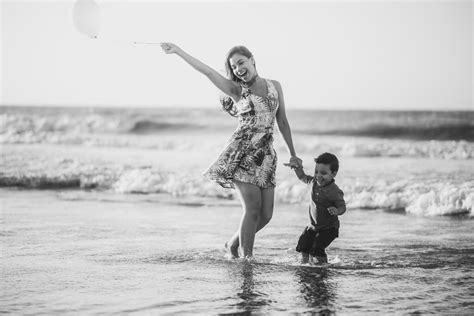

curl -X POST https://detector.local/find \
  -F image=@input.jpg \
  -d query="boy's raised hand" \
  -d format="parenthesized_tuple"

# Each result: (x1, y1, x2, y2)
(283, 162, 300, 169)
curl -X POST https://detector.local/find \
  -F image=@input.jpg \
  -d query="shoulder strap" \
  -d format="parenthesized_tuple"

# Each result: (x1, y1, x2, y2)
(265, 79, 278, 99)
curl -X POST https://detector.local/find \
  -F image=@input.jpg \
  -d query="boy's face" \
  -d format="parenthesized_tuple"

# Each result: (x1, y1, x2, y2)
(314, 163, 337, 186)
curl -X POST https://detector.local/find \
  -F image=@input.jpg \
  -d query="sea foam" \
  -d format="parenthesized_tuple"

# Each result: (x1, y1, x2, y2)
(2, 107, 473, 216)
(1, 162, 472, 217)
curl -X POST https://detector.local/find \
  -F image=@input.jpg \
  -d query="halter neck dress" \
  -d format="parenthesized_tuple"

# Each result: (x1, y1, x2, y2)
(203, 78, 279, 189)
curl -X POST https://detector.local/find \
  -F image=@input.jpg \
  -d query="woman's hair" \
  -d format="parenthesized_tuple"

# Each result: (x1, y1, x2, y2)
(220, 46, 255, 116)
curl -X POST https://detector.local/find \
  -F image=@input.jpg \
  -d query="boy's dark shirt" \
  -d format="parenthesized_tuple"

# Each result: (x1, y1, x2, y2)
(299, 175, 346, 232)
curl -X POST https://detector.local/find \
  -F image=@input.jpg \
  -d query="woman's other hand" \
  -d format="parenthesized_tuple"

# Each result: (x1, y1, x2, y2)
(289, 155, 302, 169)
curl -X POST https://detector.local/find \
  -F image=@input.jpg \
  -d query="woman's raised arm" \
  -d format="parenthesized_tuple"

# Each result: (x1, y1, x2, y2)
(160, 42, 241, 102)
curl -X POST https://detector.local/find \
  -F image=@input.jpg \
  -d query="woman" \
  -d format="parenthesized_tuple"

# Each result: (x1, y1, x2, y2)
(160, 43, 301, 258)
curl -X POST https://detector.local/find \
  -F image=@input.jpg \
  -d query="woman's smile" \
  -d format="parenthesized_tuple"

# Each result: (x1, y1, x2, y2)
(237, 69, 248, 78)
(229, 53, 255, 82)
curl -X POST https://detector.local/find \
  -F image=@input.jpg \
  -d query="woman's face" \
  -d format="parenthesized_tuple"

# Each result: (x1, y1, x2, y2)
(229, 53, 256, 82)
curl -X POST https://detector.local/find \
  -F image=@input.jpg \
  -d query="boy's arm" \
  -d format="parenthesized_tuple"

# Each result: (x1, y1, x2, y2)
(294, 167, 313, 184)
(327, 189, 346, 216)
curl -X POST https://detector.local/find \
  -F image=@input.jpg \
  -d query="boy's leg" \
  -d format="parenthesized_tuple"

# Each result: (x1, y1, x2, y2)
(314, 256, 328, 264)
(311, 227, 338, 263)
(296, 226, 316, 264)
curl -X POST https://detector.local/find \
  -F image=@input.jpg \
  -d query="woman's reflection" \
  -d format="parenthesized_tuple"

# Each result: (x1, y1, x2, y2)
(226, 261, 273, 314)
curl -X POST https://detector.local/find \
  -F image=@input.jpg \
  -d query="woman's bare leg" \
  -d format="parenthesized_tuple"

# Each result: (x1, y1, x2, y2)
(259, 187, 275, 229)
(233, 180, 262, 257)
(228, 185, 274, 256)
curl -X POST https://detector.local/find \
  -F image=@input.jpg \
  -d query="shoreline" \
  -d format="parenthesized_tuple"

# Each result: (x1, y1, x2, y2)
(2, 187, 473, 314)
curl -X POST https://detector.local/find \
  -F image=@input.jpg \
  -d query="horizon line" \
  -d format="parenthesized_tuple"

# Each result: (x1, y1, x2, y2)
(1, 103, 473, 112)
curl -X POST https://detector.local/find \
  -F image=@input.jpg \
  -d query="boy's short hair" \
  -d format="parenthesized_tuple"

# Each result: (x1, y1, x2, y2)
(314, 152, 339, 172)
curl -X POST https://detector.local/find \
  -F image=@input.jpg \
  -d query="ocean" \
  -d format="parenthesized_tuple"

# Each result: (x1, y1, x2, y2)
(1, 106, 473, 314)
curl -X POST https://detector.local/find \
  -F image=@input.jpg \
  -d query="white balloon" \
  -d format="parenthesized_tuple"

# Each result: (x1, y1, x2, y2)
(72, 0, 101, 39)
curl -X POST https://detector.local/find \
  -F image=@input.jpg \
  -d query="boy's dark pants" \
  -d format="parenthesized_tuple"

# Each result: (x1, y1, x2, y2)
(296, 226, 338, 258)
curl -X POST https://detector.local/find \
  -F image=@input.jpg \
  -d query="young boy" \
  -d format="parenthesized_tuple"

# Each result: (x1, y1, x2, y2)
(287, 152, 346, 264)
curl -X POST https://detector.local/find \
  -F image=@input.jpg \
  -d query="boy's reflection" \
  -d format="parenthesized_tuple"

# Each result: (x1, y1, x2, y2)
(294, 267, 336, 311)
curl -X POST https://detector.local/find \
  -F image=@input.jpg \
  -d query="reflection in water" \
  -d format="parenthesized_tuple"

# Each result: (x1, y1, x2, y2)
(224, 261, 337, 314)
(225, 261, 273, 314)
(295, 267, 337, 313)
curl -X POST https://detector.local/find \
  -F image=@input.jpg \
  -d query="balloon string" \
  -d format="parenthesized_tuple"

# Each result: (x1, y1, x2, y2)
(87, 37, 161, 46)
(133, 41, 162, 45)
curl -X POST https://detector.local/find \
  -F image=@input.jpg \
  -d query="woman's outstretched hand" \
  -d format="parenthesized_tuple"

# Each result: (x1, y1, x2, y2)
(160, 42, 181, 54)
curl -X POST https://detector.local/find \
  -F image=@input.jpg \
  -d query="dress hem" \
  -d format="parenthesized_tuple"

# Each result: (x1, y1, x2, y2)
(203, 174, 276, 190)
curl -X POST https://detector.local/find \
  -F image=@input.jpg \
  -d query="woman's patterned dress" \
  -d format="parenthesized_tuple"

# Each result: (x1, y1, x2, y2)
(203, 79, 279, 189)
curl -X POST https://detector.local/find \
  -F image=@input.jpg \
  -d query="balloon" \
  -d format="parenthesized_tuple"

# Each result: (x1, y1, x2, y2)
(72, 0, 101, 39)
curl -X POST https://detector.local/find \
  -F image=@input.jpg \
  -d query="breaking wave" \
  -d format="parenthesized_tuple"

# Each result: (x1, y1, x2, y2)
(1, 165, 472, 217)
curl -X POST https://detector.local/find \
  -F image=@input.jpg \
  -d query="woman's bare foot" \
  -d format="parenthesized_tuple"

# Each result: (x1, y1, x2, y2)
(225, 242, 239, 259)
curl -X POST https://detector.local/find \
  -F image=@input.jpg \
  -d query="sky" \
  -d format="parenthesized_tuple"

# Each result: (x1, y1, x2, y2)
(1, 0, 473, 110)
